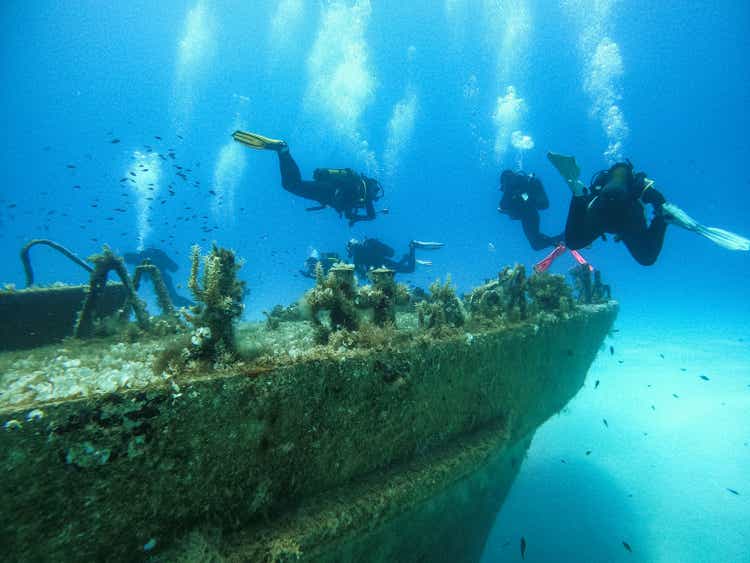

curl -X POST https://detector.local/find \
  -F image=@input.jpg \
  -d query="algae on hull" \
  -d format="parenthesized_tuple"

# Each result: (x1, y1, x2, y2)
(0, 257, 619, 562)
(0, 302, 618, 562)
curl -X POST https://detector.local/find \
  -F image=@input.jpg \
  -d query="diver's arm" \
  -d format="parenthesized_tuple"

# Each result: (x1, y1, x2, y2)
(347, 201, 377, 226)
(638, 177, 666, 207)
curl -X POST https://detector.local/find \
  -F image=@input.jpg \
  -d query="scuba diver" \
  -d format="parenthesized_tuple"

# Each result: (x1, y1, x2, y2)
(232, 130, 385, 226)
(346, 238, 444, 279)
(547, 152, 749, 266)
(123, 248, 193, 308)
(498, 169, 563, 250)
(300, 249, 342, 279)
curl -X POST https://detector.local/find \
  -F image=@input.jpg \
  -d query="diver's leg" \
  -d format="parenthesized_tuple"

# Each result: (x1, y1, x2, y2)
(520, 208, 556, 250)
(399, 245, 417, 273)
(622, 216, 667, 266)
(277, 150, 332, 203)
(162, 272, 192, 307)
(278, 149, 303, 191)
(564, 197, 601, 250)
(383, 253, 414, 273)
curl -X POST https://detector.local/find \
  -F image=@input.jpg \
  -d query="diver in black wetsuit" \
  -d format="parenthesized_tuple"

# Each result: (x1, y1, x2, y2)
(565, 161, 668, 266)
(232, 130, 384, 226)
(123, 248, 193, 307)
(498, 170, 563, 250)
(346, 238, 444, 279)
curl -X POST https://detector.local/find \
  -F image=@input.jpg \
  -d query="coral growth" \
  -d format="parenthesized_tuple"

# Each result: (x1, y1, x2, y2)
(416, 275, 466, 331)
(359, 268, 410, 327)
(132, 259, 175, 316)
(569, 265, 611, 304)
(185, 244, 246, 360)
(527, 272, 574, 315)
(466, 264, 577, 325)
(305, 263, 411, 345)
(263, 303, 303, 331)
(465, 264, 527, 323)
(305, 263, 361, 344)
(74, 246, 149, 338)
(498, 264, 527, 321)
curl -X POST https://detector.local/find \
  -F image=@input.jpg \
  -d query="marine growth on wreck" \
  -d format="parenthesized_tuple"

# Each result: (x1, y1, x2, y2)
(0, 245, 612, 411)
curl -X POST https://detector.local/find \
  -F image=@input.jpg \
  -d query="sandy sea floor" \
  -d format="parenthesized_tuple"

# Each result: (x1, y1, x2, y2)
(481, 313, 750, 562)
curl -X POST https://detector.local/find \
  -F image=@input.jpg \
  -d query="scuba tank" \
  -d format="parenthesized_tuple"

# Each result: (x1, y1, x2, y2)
(313, 168, 362, 184)
(313, 168, 369, 210)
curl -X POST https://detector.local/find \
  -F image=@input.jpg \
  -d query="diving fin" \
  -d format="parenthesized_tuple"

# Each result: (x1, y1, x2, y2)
(232, 130, 286, 151)
(547, 152, 586, 196)
(415, 259, 433, 266)
(662, 202, 750, 251)
(411, 240, 445, 250)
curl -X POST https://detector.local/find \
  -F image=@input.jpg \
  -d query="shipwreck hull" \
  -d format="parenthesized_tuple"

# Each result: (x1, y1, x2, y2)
(0, 303, 617, 562)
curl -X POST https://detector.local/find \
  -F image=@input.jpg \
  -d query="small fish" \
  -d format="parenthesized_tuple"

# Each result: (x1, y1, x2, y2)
(672, 393, 679, 398)
(66, 164, 76, 169)
(609, 345, 614, 355)
(520, 537, 526, 560)
(585, 450, 591, 455)
(659, 353, 665, 359)
(727, 488, 739, 495)
(618, 360, 624, 364)
(594, 380, 600, 389)
(130, 172, 136, 177)
(680, 368, 687, 372)
(622, 541, 632, 553)
(699, 375, 709, 381)
(154, 136, 162, 140)
(651, 405, 655, 411)
(602, 418, 608, 428)
(488, 242, 496, 252)
(111, 139, 120, 144)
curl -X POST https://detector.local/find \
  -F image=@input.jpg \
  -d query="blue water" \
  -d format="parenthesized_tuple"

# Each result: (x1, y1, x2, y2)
(1, 1, 748, 561)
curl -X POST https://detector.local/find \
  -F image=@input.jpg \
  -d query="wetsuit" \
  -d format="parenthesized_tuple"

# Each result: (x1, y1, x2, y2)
(348, 239, 416, 278)
(278, 149, 378, 225)
(564, 167, 667, 266)
(499, 172, 562, 250)
(124, 248, 193, 307)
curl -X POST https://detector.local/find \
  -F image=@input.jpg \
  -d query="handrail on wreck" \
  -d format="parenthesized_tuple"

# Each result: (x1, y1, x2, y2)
(20, 239, 94, 287)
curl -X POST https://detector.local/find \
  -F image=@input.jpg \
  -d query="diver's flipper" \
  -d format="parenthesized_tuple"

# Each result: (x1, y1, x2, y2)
(232, 130, 286, 151)
(547, 152, 586, 196)
(662, 202, 750, 251)
(411, 240, 444, 250)
(415, 259, 433, 266)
